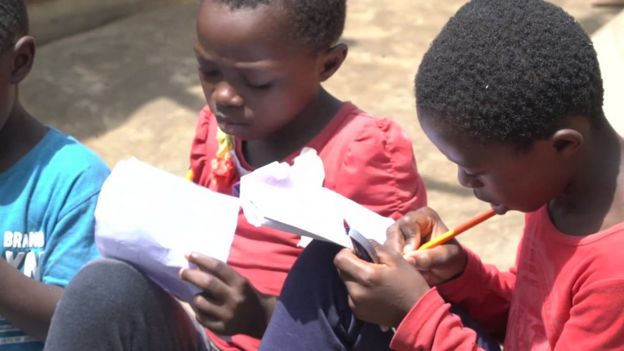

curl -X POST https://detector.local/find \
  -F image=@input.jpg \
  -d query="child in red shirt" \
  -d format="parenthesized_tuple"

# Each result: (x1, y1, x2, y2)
(260, 0, 624, 350)
(42, 0, 426, 350)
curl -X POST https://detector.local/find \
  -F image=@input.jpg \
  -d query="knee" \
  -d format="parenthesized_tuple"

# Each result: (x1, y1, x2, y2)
(62, 258, 154, 313)
(70, 258, 143, 289)
(282, 240, 346, 302)
(299, 240, 344, 270)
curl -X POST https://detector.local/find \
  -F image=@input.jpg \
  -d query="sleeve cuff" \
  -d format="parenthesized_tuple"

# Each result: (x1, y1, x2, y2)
(436, 247, 485, 302)
(391, 287, 448, 349)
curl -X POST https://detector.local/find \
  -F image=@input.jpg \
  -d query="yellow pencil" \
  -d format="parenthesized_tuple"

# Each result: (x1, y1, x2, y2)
(410, 208, 497, 253)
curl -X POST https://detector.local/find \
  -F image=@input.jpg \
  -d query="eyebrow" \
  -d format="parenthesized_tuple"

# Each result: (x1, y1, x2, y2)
(445, 153, 479, 169)
(445, 153, 464, 166)
(193, 43, 282, 71)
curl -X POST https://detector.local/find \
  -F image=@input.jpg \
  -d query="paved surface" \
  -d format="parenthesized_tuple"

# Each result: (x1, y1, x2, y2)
(21, 1, 622, 269)
(594, 11, 624, 135)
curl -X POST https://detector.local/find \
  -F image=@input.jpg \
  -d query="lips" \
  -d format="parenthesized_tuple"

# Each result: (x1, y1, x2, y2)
(215, 112, 247, 126)
(473, 190, 509, 214)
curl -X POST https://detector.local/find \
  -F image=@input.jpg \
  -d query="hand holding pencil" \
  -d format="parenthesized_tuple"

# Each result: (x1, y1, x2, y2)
(404, 208, 496, 255)
(385, 207, 496, 286)
(333, 207, 498, 329)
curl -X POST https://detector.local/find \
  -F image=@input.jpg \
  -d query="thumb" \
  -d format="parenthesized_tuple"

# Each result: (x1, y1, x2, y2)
(408, 251, 433, 270)
(408, 246, 453, 271)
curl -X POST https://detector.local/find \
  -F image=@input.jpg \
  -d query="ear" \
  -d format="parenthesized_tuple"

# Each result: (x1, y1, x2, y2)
(551, 128, 584, 157)
(318, 43, 348, 82)
(10, 36, 35, 84)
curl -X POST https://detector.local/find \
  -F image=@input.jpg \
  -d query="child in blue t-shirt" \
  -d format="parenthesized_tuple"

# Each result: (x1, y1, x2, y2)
(0, 1, 109, 350)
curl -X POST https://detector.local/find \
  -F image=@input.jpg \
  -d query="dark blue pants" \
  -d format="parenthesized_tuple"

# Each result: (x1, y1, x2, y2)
(260, 240, 501, 351)
(43, 259, 216, 351)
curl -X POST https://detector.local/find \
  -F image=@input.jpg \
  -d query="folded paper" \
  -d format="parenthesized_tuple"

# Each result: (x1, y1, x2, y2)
(240, 148, 393, 254)
(94, 158, 240, 302)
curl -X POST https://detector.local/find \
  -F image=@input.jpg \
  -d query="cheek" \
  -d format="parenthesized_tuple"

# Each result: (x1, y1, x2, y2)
(198, 76, 214, 103)
(478, 173, 540, 210)
(280, 70, 320, 108)
(495, 173, 555, 211)
(252, 87, 314, 121)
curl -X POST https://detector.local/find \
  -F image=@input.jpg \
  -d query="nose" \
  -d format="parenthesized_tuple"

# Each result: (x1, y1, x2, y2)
(457, 168, 483, 189)
(213, 81, 243, 107)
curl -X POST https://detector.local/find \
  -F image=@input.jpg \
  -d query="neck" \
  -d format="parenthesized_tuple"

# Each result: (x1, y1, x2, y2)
(0, 101, 47, 172)
(550, 120, 624, 235)
(244, 88, 342, 167)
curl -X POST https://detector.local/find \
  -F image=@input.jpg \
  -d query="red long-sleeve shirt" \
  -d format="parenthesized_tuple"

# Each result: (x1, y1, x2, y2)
(391, 206, 624, 350)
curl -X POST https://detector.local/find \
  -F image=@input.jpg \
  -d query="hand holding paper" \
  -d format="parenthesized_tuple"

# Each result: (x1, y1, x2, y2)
(94, 158, 241, 302)
(385, 207, 473, 286)
(179, 252, 273, 337)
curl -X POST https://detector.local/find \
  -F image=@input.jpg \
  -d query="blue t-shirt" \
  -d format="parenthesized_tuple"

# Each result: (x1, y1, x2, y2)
(0, 128, 109, 350)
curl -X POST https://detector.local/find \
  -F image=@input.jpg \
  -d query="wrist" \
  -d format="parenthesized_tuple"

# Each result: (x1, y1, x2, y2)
(395, 285, 431, 327)
(446, 246, 468, 282)
(249, 293, 277, 338)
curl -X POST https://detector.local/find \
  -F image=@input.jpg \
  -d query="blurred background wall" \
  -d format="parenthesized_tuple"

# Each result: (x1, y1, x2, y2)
(27, 0, 177, 44)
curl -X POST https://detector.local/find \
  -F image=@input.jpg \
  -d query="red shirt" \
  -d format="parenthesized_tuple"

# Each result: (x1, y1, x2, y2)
(190, 103, 427, 350)
(391, 206, 624, 350)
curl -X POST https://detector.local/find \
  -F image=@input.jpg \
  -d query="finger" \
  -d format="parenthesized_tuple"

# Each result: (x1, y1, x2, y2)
(186, 252, 239, 284)
(180, 268, 229, 301)
(407, 244, 457, 271)
(192, 301, 224, 331)
(334, 249, 377, 286)
(419, 207, 449, 237)
(385, 221, 406, 252)
(191, 294, 221, 319)
(346, 294, 357, 315)
(395, 208, 442, 253)
(397, 213, 422, 252)
(372, 241, 405, 267)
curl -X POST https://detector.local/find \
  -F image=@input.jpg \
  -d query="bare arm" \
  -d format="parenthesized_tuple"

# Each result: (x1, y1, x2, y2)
(0, 259, 62, 341)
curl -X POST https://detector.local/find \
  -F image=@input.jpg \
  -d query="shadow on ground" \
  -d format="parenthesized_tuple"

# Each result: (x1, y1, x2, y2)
(23, 3, 204, 141)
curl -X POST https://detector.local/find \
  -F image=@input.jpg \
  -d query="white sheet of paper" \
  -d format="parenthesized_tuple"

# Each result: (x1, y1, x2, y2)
(94, 158, 240, 302)
(240, 149, 393, 249)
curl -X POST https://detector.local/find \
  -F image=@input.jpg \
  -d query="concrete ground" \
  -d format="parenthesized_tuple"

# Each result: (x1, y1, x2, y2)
(28, 0, 173, 45)
(21, 1, 622, 269)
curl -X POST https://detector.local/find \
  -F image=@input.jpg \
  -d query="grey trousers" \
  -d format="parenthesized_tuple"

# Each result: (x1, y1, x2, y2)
(44, 259, 217, 351)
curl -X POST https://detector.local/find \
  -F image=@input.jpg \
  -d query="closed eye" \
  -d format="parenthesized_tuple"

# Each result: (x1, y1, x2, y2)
(460, 167, 485, 177)
(245, 81, 274, 90)
(198, 67, 222, 79)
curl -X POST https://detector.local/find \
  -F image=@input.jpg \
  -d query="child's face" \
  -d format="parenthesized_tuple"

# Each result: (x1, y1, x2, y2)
(419, 110, 572, 214)
(195, 0, 324, 140)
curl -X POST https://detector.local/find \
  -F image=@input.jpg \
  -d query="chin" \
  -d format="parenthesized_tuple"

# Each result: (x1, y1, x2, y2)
(219, 125, 257, 140)
(491, 204, 509, 215)
(511, 202, 547, 214)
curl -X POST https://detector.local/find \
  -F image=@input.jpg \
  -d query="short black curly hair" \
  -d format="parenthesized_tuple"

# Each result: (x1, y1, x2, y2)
(415, 0, 604, 148)
(0, 0, 28, 52)
(215, 0, 346, 50)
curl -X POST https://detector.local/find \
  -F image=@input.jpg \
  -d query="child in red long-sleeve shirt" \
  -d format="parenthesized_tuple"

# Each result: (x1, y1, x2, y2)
(260, 0, 624, 350)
